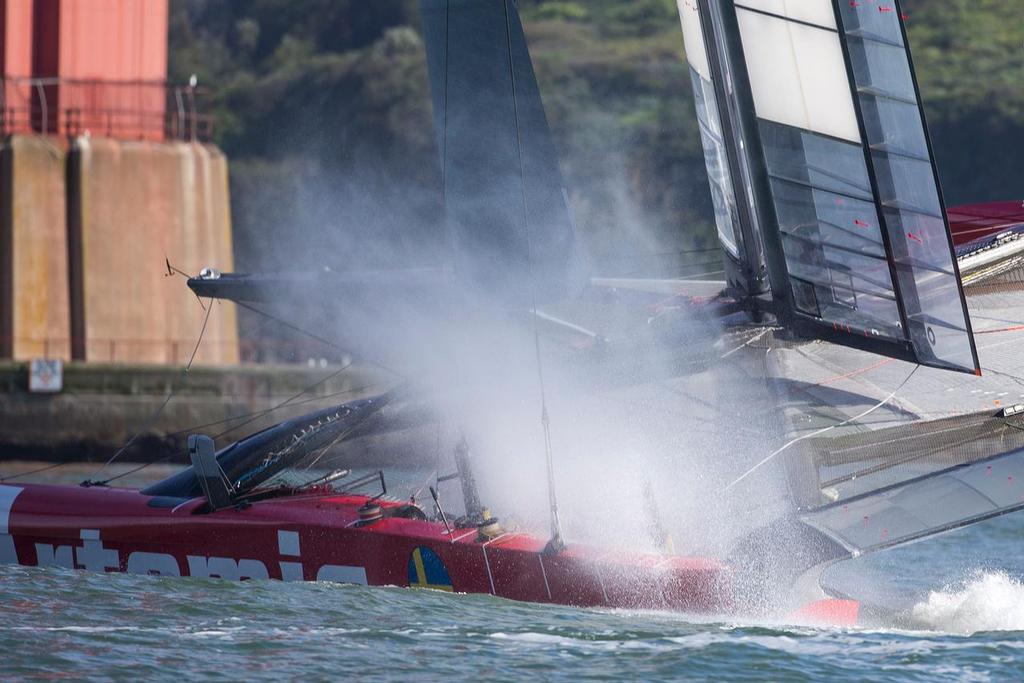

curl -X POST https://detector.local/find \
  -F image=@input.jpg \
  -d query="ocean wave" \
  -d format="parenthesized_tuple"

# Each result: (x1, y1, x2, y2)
(911, 571, 1024, 634)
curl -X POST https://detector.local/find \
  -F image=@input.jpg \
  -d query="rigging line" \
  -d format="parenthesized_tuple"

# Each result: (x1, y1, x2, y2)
(89, 452, 179, 487)
(163, 258, 191, 279)
(90, 332, 354, 488)
(82, 297, 214, 487)
(819, 426, 1000, 490)
(233, 300, 403, 378)
(233, 301, 344, 354)
(722, 364, 921, 493)
(976, 324, 1024, 335)
(968, 312, 1024, 326)
(595, 247, 722, 263)
(279, 403, 399, 490)
(502, 0, 562, 548)
(0, 461, 67, 483)
(94, 373, 388, 487)
(612, 262, 725, 280)
(297, 407, 379, 472)
(1004, 419, 1024, 434)
(647, 328, 780, 437)
(410, 420, 443, 503)
(719, 326, 775, 359)
(816, 357, 895, 387)
(237, 300, 293, 344)
(978, 366, 1024, 391)
(186, 294, 215, 368)
(411, 468, 438, 505)
(161, 379, 386, 442)
(441, 0, 449, 197)
(164, 259, 209, 310)
(207, 361, 357, 443)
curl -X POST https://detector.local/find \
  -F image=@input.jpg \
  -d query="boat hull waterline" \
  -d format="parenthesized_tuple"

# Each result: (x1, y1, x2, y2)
(0, 483, 857, 623)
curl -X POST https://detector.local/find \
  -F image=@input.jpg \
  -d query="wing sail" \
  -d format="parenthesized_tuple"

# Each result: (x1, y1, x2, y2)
(677, 0, 980, 374)
(791, 408, 1024, 554)
(677, 0, 769, 298)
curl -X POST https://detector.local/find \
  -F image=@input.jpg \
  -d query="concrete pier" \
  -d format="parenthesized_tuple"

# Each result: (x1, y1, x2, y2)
(0, 135, 70, 360)
(1, 133, 238, 365)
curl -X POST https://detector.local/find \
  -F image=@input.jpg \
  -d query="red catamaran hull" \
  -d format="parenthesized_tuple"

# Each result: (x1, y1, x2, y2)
(0, 483, 860, 624)
(0, 483, 731, 612)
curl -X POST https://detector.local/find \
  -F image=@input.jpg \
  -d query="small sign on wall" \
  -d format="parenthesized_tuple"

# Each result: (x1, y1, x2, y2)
(28, 359, 63, 393)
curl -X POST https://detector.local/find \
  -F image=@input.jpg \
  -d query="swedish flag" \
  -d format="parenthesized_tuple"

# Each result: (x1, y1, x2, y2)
(408, 546, 454, 592)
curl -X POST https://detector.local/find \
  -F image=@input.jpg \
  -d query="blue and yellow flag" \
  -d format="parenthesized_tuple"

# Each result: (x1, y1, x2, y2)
(408, 546, 453, 592)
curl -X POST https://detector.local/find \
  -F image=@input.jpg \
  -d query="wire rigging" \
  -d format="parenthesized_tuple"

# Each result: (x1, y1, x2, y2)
(81, 297, 214, 487)
(0, 461, 67, 483)
(723, 364, 921, 492)
(63, 285, 399, 487)
(89, 356, 389, 487)
(502, 0, 563, 551)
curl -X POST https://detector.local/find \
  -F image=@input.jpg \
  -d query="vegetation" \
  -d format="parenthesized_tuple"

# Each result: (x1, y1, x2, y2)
(169, 0, 1023, 278)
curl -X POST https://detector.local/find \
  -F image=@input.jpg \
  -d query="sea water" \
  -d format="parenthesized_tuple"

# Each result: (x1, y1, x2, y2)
(2, 470, 1024, 680)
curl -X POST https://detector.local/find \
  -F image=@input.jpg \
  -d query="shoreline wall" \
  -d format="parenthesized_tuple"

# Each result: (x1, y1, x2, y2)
(0, 361, 389, 463)
(0, 133, 238, 365)
(0, 135, 71, 360)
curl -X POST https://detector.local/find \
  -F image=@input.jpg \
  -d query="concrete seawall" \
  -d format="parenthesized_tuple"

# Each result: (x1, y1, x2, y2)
(0, 135, 71, 360)
(70, 137, 237, 364)
(0, 361, 390, 463)
(1, 132, 238, 365)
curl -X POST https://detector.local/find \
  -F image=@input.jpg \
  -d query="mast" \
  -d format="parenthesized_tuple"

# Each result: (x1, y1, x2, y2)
(421, 0, 567, 550)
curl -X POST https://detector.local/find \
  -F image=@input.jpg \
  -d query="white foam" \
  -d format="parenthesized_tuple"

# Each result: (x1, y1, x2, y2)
(911, 571, 1024, 634)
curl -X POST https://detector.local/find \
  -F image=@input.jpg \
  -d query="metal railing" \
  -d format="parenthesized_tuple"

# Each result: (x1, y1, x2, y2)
(2, 336, 343, 366)
(0, 77, 214, 142)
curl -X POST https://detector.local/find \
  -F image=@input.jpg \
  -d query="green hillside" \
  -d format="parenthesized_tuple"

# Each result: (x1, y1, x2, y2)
(169, 0, 1023, 277)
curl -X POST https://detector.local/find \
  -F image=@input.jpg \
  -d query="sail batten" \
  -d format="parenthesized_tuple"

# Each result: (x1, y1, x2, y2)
(734, 0, 839, 31)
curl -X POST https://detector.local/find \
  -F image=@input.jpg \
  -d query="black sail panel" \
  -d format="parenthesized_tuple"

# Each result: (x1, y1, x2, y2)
(420, 0, 579, 306)
(677, 0, 980, 374)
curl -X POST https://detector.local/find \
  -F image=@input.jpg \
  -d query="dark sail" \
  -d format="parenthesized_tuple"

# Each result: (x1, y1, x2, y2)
(190, 1, 580, 346)
(677, 0, 980, 374)
(420, 0, 580, 306)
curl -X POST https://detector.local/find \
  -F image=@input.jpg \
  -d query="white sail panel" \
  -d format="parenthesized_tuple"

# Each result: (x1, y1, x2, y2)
(677, 0, 711, 80)
(735, 8, 860, 143)
(735, 0, 837, 30)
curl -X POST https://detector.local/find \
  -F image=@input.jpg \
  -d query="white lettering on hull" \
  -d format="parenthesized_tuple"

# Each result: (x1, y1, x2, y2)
(279, 531, 367, 585)
(278, 530, 304, 581)
(0, 535, 16, 564)
(278, 530, 300, 556)
(10, 522, 367, 585)
(0, 486, 23, 565)
(187, 556, 269, 580)
(76, 529, 119, 572)
(126, 552, 181, 577)
(316, 565, 368, 584)
(34, 543, 74, 569)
